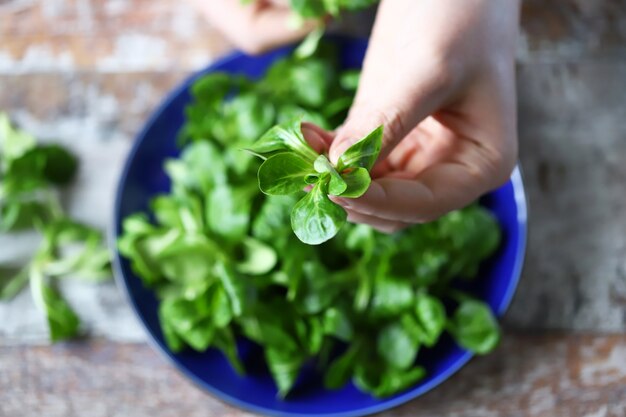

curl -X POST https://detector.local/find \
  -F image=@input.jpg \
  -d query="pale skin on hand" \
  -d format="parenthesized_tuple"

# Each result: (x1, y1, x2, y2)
(185, 0, 317, 54)
(192, 0, 521, 234)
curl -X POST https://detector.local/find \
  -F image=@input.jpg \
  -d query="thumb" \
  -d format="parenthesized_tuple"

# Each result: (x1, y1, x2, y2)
(328, 105, 410, 165)
(328, 72, 452, 165)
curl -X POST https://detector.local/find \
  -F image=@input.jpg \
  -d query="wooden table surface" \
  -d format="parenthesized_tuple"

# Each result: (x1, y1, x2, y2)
(1, 1, 626, 416)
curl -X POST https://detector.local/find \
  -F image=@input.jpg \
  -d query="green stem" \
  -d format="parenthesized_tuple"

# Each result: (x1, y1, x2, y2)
(0, 265, 30, 300)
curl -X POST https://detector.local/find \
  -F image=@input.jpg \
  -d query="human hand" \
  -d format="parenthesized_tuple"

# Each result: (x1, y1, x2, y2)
(186, 0, 317, 54)
(328, 0, 520, 233)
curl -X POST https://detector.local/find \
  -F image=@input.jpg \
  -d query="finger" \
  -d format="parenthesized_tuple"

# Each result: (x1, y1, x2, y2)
(341, 144, 514, 223)
(384, 116, 457, 175)
(345, 209, 409, 234)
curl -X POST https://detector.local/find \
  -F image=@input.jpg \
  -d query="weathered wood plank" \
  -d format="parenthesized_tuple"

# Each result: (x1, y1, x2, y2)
(1, 0, 626, 74)
(0, 0, 231, 72)
(520, 0, 626, 61)
(0, 333, 624, 417)
(507, 60, 626, 331)
(0, 71, 187, 138)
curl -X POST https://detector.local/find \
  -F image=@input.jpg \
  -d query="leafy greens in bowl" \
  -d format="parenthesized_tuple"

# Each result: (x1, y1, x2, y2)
(113, 37, 527, 417)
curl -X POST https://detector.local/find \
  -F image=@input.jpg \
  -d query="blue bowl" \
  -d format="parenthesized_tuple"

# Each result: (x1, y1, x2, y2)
(112, 37, 527, 417)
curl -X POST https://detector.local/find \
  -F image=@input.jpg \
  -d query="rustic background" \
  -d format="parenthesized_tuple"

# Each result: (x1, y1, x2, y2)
(1, 0, 625, 416)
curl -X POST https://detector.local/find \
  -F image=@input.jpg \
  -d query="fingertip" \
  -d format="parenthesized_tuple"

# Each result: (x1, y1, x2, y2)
(328, 135, 358, 165)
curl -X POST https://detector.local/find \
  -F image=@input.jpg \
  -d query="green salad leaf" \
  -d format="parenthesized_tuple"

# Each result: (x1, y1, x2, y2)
(291, 180, 347, 245)
(447, 299, 501, 354)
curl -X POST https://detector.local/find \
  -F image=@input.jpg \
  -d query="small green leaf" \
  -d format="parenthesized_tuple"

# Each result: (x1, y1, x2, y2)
(313, 155, 347, 195)
(323, 96, 353, 119)
(165, 141, 227, 194)
(295, 26, 324, 59)
(370, 278, 414, 318)
(448, 299, 500, 354)
(252, 195, 298, 242)
(414, 293, 446, 347)
(302, 317, 324, 355)
(247, 117, 318, 162)
(157, 235, 214, 285)
(0, 113, 36, 163)
(289, 59, 333, 108)
(337, 125, 383, 171)
(345, 224, 375, 254)
(206, 185, 253, 240)
(0, 265, 30, 300)
(291, 181, 347, 245)
(277, 105, 329, 129)
(236, 237, 277, 275)
(215, 261, 247, 317)
(296, 262, 343, 314)
(354, 362, 426, 398)
(340, 70, 360, 90)
(376, 322, 419, 370)
(265, 347, 305, 398)
(180, 318, 215, 351)
(30, 267, 80, 342)
(151, 195, 186, 229)
(213, 93, 275, 144)
(210, 284, 233, 328)
(39, 144, 78, 185)
(324, 343, 360, 390)
(258, 153, 313, 195)
(321, 0, 341, 16)
(214, 328, 245, 375)
(159, 294, 211, 335)
(289, 0, 325, 18)
(190, 72, 234, 105)
(159, 304, 185, 353)
(339, 167, 371, 198)
(0, 199, 51, 232)
(322, 307, 353, 341)
(240, 308, 299, 351)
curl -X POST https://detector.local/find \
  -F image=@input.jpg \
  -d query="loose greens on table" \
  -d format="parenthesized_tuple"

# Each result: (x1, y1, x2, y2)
(118, 43, 503, 399)
(0, 113, 110, 341)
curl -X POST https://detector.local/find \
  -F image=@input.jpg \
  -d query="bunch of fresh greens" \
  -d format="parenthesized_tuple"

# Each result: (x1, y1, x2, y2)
(0, 114, 111, 341)
(118, 45, 503, 399)
(248, 117, 382, 244)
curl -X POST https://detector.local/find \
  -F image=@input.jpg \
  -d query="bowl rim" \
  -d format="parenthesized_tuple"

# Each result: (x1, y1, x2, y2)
(110, 40, 528, 417)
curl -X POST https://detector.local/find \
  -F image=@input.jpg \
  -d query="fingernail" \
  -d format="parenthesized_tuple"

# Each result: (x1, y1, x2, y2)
(329, 140, 355, 165)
